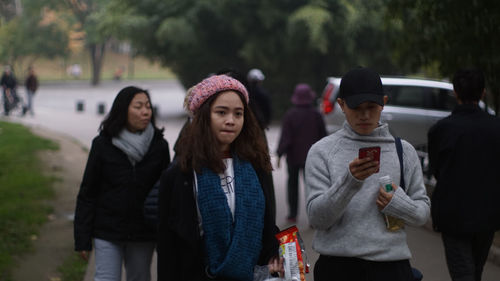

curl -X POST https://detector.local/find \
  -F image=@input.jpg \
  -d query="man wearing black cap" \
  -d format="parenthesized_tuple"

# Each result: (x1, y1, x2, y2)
(305, 67, 430, 281)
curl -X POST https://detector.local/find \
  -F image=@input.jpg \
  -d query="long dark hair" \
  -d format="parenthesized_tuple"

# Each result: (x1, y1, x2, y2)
(177, 90, 272, 174)
(99, 86, 160, 137)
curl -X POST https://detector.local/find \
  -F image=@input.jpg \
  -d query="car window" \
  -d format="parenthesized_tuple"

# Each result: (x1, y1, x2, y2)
(430, 88, 456, 110)
(383, 85, 456, 111)
(384, 86, 425, 108)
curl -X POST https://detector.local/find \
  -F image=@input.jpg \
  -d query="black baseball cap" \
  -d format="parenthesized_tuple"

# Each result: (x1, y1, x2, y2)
(338, 67, 385, 109)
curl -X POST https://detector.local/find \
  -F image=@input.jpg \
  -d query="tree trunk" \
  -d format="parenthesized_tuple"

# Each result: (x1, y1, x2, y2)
(89, 42, 106, 86)
(128, 50, 135, 79)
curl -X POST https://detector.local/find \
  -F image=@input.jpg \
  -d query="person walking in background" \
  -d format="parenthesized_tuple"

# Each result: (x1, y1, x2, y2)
(247, 68, 272, 130)
(428, 69, 500, 281)
(157, 75, 282, 281)
(69, 63, 82, 78)
(277, 83, 326, 223)
(305, 67, 430, 281)
(1, 66, 18, 116)
(24, 66, 38, 116)
(172, 86, 194, 160)
(74, 86, 170, 281)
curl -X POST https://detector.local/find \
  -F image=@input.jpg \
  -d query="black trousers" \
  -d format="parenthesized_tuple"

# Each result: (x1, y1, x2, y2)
(286, 163, 304, 219)
(2, 91, 10, 115)
(441, 231, 494, 281)
(314, 255, 414, 281)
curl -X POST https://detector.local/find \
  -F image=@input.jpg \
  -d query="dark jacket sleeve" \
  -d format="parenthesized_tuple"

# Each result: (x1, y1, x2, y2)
(157, 165, 175, 280)
(74, 137, 102, 251)
(257, 169, 280, 265)
(277, 111, 293, 157)
(157, 162, 206, 281)
(143, 133, 170, 226)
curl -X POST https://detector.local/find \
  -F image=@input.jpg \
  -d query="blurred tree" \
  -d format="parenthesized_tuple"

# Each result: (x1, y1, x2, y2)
(0, 0, 69, 76)
(343, 0, 402, 74)
(387, 0, 500, 113)
(100, 0, 403, 117)
(64, 0, 109, 85)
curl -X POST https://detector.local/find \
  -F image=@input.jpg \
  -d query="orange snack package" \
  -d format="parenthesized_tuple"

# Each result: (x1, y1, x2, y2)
(275, 226, 309, 281)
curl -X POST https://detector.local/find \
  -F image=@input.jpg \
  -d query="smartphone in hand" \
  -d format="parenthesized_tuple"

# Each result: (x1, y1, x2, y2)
(359, 146, 381, 173)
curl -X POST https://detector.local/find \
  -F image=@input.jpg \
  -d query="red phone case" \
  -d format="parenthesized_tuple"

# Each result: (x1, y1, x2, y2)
(359, 146, 381, 172)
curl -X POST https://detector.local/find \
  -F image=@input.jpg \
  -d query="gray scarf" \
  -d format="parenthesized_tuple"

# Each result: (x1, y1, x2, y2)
(112, 123, 154, 165)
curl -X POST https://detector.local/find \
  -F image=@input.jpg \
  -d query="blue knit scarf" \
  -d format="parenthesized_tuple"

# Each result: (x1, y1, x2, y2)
(196, 157, 265, 281)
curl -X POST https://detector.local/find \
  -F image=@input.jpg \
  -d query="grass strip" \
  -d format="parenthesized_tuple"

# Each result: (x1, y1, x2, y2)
(58, 252, 88, 281)
(0, 121, 58, 280)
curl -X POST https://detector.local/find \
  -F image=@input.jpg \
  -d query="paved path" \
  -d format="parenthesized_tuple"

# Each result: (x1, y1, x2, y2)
(3, 80, 500, 281)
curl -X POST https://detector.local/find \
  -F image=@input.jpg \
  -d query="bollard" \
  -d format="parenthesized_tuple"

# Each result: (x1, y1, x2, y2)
(97, 103, 106, 115)
(76, 100, 85, 112)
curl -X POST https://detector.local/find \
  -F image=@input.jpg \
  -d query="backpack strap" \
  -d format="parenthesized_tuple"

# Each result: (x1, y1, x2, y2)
(394, 137, 406, 190)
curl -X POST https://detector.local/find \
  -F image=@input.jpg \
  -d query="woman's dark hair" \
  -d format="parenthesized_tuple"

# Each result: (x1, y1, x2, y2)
(452, 68, 485, 103)
(99, 86, 160, 137)
(177, 90, 272, 174)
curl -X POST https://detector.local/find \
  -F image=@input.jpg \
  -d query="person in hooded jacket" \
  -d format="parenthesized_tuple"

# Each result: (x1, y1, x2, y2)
(74, 86, 170, 281)
(276, 83, 326, 222)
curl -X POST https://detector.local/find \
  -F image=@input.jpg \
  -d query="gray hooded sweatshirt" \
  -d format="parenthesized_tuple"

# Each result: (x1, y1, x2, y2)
(305, 121, 430, 261)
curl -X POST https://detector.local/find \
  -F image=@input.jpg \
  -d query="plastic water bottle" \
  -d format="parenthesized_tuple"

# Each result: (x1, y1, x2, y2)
(379, 175, 393, 193)
(379, 175, 404, 231)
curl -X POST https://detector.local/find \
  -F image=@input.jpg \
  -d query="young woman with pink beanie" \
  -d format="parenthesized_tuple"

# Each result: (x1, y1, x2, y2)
(157, 75, 283, 281)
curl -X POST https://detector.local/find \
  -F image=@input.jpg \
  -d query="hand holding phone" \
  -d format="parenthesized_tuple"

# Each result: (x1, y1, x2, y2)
(350, 146, 382, 180)
(359, 146, 381, 173)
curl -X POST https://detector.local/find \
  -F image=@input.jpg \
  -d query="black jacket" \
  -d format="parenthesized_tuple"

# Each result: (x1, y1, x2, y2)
(428, 104, 500, 234)
(74, 129, 170, 251)
(1, 73, 16, 89)
(277, 105, 327, 166)
(248, 83, 272, 130)
(157, 161, 279, 281)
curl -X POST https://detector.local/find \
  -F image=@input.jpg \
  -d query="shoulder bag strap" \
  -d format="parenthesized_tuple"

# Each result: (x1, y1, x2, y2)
(395, 137, 406, 190)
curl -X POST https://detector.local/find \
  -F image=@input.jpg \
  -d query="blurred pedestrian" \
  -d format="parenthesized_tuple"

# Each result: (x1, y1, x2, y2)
(428, 68, 500, 281)
(1, 66, 18, 116)
(157, 74, 282, 281)
(305, 67, 430, 281)
(277, 83, 326, 222)
(172, 86, 194, 160)
(247, 68, 272, 130)
(69, 63, 82, 79)
(113, 66, 125, 81)
(74, 86, 171, 281)
(24, 66, 38, 116)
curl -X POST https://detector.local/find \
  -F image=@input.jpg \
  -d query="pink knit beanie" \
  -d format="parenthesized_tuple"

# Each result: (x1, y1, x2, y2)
(188, 75, 249, 114)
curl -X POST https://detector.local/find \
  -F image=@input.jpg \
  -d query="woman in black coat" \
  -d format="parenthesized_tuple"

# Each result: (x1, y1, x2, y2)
(158, 75, 282, 281)
(74, 86, 170, 281)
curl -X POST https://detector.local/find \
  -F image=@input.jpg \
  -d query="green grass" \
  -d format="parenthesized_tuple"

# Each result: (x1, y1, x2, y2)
(58, 252, 88, 281)
(0, 121, 59, 281)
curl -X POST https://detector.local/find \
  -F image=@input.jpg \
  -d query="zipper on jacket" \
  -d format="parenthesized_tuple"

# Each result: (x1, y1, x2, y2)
(132, 164, 137, 181)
